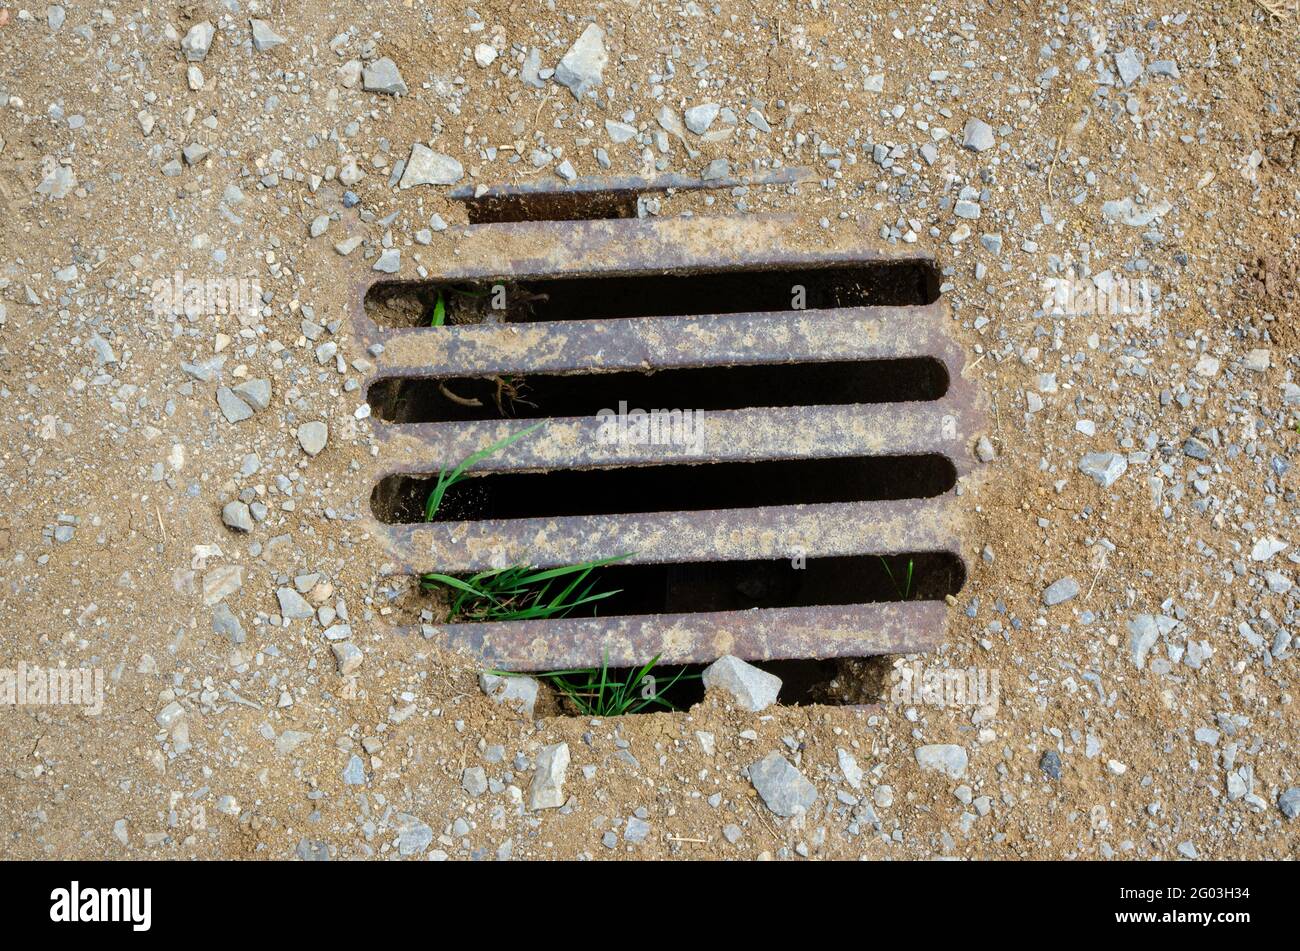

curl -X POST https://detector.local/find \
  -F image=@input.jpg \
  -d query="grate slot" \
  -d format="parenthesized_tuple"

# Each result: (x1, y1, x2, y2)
(373, 455, 957, 524)
(447, 169, 813, 224)
(367, 357, 947, 424)
(365, 262, 939, 327)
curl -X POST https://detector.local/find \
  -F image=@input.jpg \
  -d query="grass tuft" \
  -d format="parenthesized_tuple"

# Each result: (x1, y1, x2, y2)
(500, 652, 698, 716)
(423, 553, 633, 622)
(423, 421, 544, 521)
(880, 557, 915, 600)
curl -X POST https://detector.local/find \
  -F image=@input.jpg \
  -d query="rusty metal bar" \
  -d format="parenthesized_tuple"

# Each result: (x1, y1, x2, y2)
(376, 497, 962, 573)
(369, 400, 974, 483)
(447, 167, 813, 203)
(355, 216, 936, 322)
(416, 601, 947, 670)
(368, 304, 956, 379)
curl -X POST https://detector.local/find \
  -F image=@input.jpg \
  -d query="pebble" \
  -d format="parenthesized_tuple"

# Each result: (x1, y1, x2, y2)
(915, 744, 968, 779)
(749, 752, 818, 816)
(297, 421, 328, 456)
(527, 742, 570, 810)
(1042, 577, 1080, 606)
(701, 655, 782, 712)
(1039, 750, 1062, 779)
(961, 118, 995, 152)
(332, 642, 363, 675)
(342, 754, 366, 785)
(399, 144, 464, 188)
(554, 24, 607, 99)
(249, 18, 286, 52)
(221, 500, 254, 533)
(1079, 452, 1127, 488)
(461, 767, 488, 797)
(362, 57, 408, 96)
(479, 672, 539, 719)
(1279, 788, 1300, 820)
(684, 102, 720, 134)
(181, 21, 215, 62)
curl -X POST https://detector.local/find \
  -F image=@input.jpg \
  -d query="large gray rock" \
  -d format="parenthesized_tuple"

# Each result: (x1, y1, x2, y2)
(221, 500, 254, 533)
(479, 672, 539, 718)
(1042, 577, 1080, 606)
(277, 586, 313, 620)
(363, 57, 408, 96)
(297, 421, 328, 456)
(394, 813, 433, 855)
(961, 118, 995, 152)
(1079, 452, 1127, 488)
(1128, 614, 1177, 667)
(701, 655, 781, 712)
(181, 21, 215, 62)
(399, 144, 463, 188)
(749, 752, 818, 816)
(915, 743, 968, 778)
(249, 18, 285, 52)
(554, 24, 607, 99)
(527, 742, 570, 810)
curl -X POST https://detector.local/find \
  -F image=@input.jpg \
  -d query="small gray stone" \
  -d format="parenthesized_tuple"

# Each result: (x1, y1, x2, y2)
(221, 500, 254, 533)
(212, 603, 245, 643)
(624, 816, 651, 843)
(216, 387, 253, 424)
(249, 18, 286, 52)
(342, 754, 365, 785)
(332, 641, 363, 675)
(1079, 452, 1127, 488)
(399, 144, 464, 188)
(975, 435, 996, 462)
(605, 119, 637, 143)
(961, 118, 995, 152)
(1114, 47, 1144, 86)
(181, 21, 215, 62)
(297, 421, 328, 456)
(749, 752, 818, 816)
(701, 655, 781, 712)
(1042, 577, 1080, 606)
(461, 766, 488, 797)
(1039, 750, 1062, 779)
(915, 744, 968, 779)
(479, 672, 539, 718)
(372, 249, 401, 273)
(684, 102, 720, 134)
(277, 586, 314, 619)
(394, 813, 433, 855)
(232, 378, 271, 411)
(528, 742, 570, 810)
(1128, 614, 1177, 667)
(554, 24, 607, 99)
(1279, 788, 1300, 820)
(363, 57, 408, 96)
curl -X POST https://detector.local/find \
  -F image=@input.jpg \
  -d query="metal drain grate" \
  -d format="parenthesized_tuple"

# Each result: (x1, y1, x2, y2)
(354, 179, 983, 671)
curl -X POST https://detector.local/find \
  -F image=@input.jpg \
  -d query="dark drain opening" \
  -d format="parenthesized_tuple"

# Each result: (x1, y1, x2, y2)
(430, 552, 963, 618)
(461, 189, 639, 224)
(374, 455, 956, 524)
(533, 656, 891, 716)
(368, 358, 949, 423)
(364, 262, 940, 327)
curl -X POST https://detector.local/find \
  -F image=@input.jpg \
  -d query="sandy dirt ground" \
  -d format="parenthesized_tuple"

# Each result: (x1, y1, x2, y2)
(0, 0, 1297, 860)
